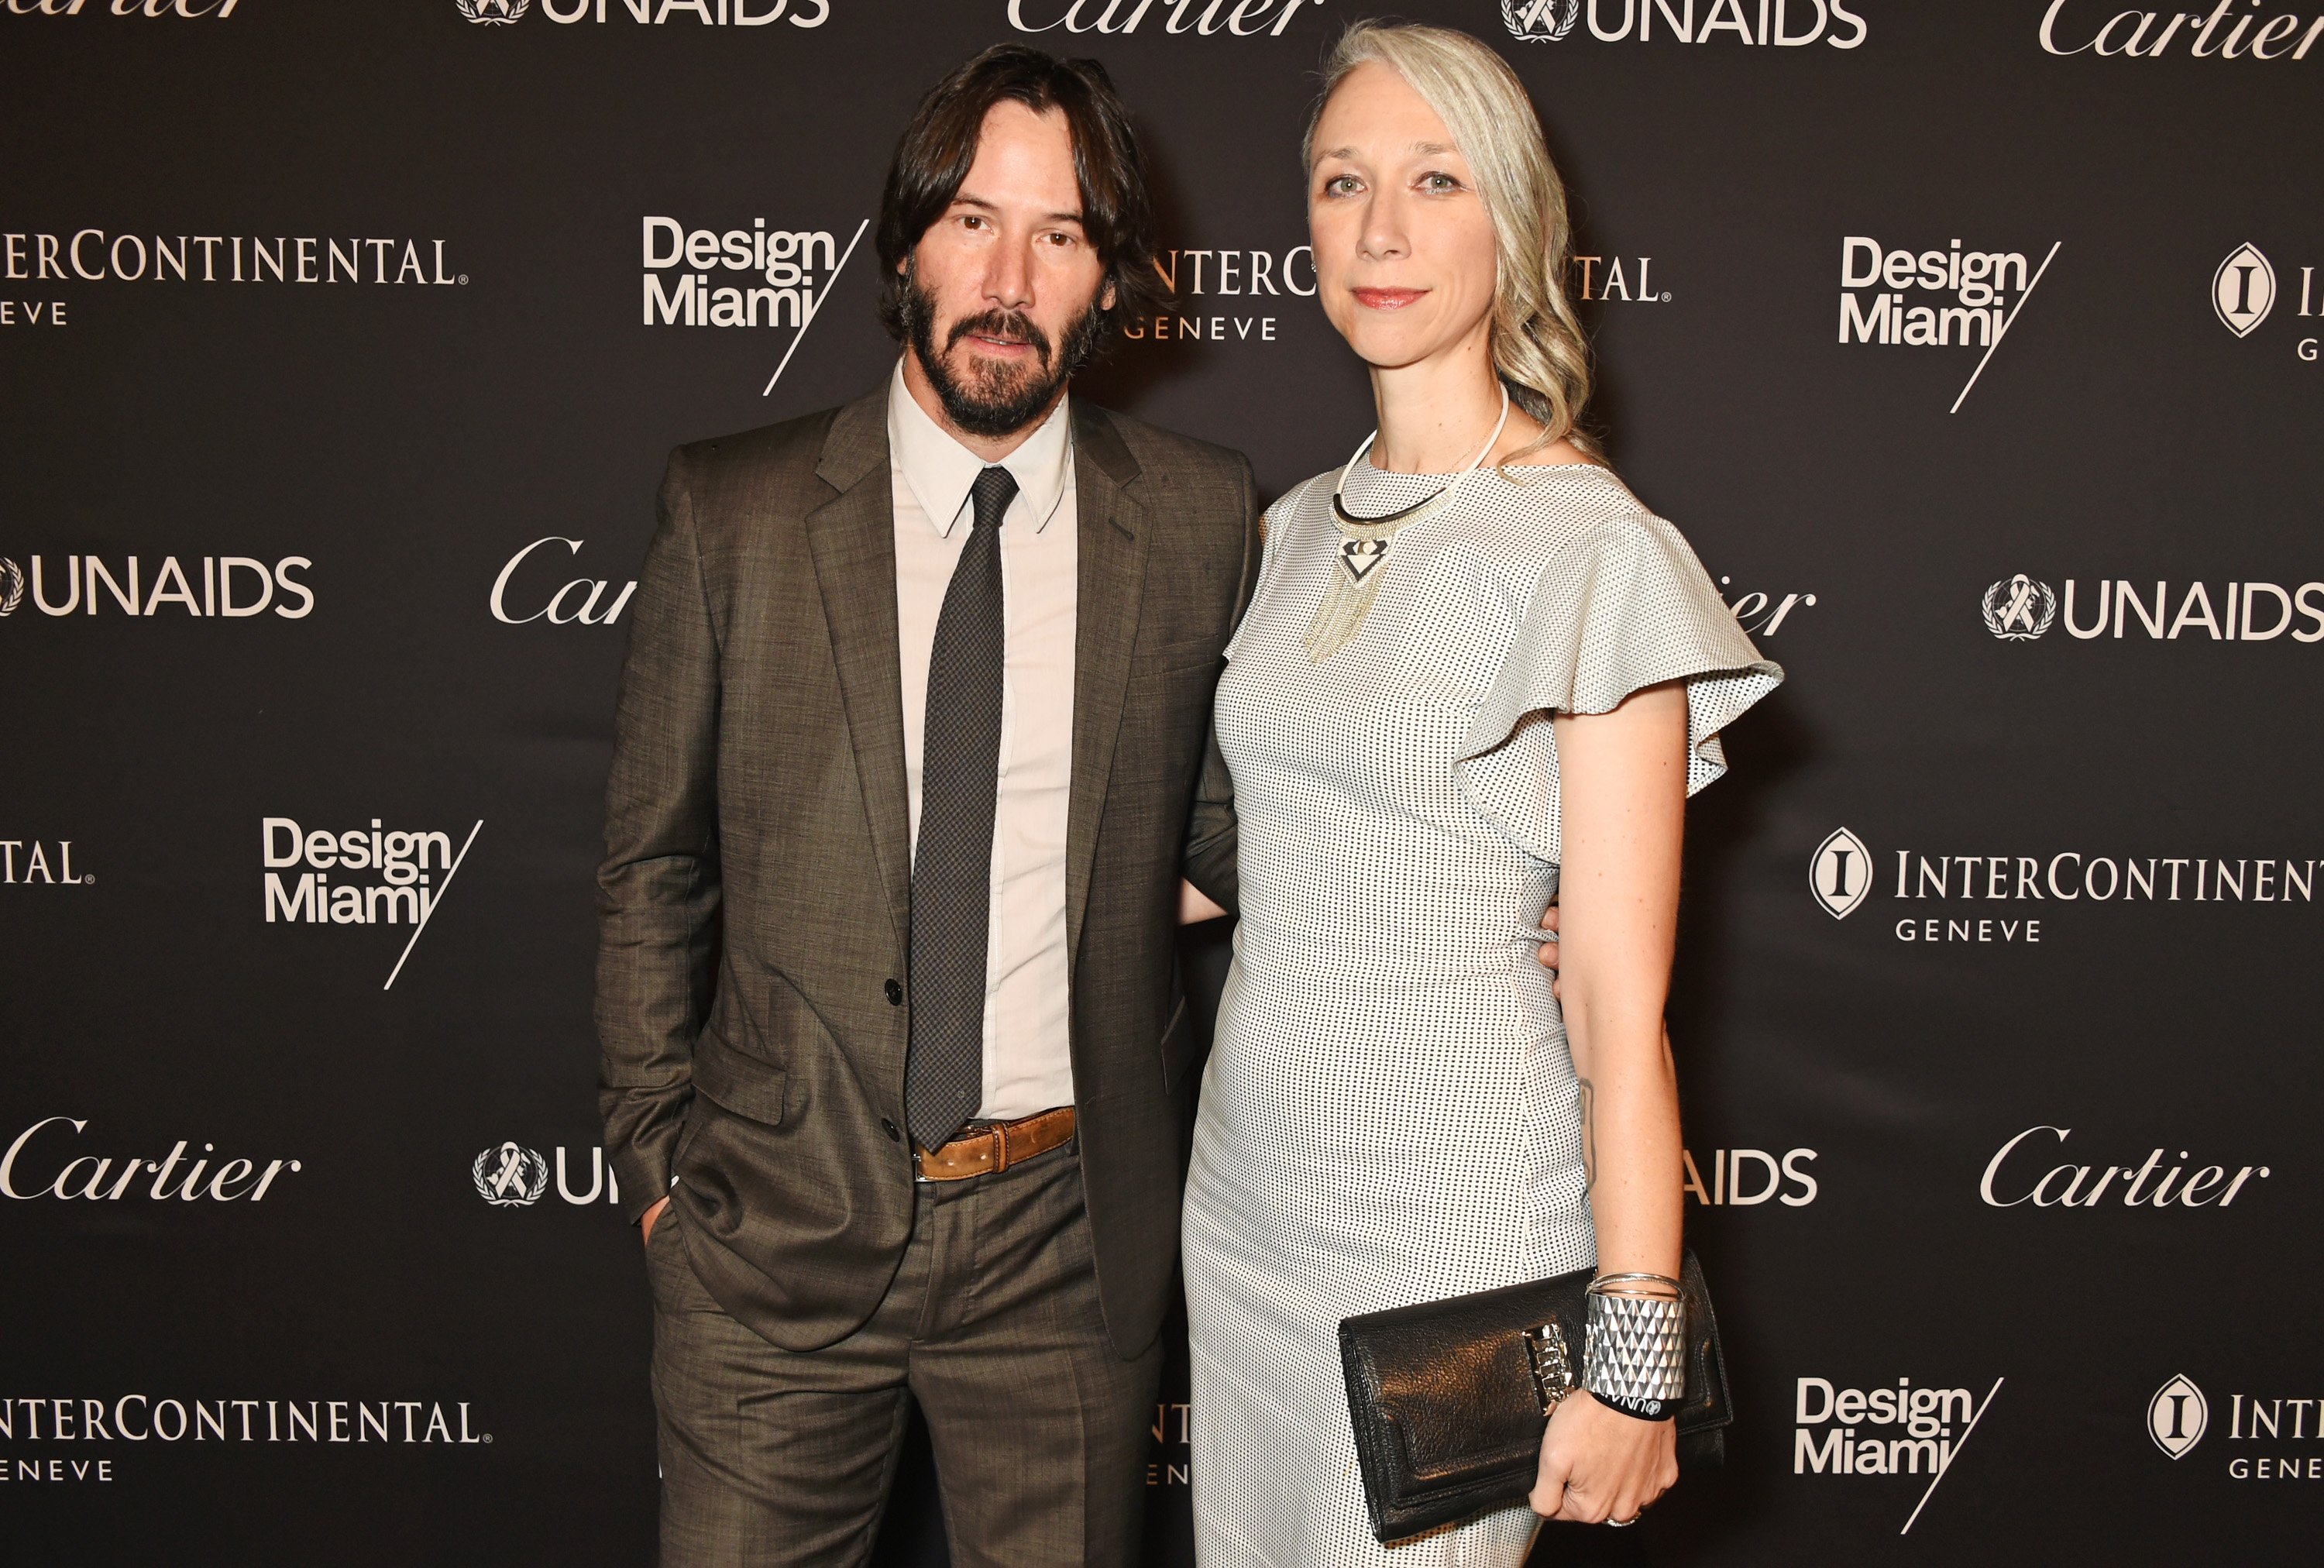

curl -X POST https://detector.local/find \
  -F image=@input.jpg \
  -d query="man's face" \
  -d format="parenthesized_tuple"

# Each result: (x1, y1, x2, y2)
(900, 100, 1115, 440)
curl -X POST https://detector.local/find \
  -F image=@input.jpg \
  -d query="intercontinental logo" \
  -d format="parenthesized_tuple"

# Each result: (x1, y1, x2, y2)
(2214, 242, 2274, 336)
(1, 837, 88, 886)
(2142, 1370, 2324, 1480)
(1122, 244, 1314, 346)
(2206, 239, 2322, 360)
(1977, 573, 2324, 643)
(1504, 0, 1867, 46)
(2150, 1374, 2207, 1459)
(1810, 826, 2322, 943)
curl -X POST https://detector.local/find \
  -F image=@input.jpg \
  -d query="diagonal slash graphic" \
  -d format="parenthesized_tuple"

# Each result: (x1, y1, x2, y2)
(762, 216, 871, 397)
(1951, 244, 2061, 414)
(383, 820, 482, 992)
(1900, 1376, 2004, 1535)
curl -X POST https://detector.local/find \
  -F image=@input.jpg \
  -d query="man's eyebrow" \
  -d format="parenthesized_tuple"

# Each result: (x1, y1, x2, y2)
(948, 192, 1088, 227)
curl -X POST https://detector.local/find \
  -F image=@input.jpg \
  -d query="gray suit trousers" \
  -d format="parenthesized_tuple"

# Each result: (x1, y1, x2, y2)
(647, 1142, 1160, 1566)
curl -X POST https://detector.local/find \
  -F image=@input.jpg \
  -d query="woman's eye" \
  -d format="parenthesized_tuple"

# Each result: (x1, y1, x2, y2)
(1322, 174, 1360, 197)
(1422, 172, 1462, 194)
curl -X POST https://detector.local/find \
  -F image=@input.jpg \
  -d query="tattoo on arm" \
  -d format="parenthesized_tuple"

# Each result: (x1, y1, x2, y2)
(1576, 1076, 1597, 1196)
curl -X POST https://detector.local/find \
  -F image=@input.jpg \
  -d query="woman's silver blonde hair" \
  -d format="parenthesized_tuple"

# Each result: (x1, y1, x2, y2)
(1305, 21, 1601, 462)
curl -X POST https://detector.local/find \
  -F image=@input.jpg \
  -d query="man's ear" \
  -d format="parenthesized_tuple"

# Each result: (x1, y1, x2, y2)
(1099, 278, 1117, 312)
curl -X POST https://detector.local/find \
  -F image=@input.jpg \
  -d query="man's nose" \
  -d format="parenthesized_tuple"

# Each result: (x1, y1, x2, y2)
(984, 237, 1035, 311)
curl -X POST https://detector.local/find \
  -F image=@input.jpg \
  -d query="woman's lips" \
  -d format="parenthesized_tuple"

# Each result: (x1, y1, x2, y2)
(1352, 287, 1426, 310)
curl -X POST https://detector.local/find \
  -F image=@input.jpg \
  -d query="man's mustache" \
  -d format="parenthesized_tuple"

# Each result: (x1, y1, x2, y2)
(946, 309, 1052, 363)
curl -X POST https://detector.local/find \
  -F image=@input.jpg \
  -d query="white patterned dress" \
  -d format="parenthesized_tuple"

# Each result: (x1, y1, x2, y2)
(1183, 457, 1781, 1567)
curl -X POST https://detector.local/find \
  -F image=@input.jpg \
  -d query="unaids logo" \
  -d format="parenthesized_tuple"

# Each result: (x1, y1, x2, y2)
(456, 0, 528, 21)
(2148, 1374, 2207, 1460)
(0, 559, 21, 617)
(1982, 574, 2055, 641)
(2212, 242, 2275, 339)
(472, 1143, 549, 1208)
(1503, 0, 1580, 41)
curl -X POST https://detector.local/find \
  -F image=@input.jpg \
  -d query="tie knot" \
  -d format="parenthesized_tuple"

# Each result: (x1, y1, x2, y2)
(970, 466, 1019, 532)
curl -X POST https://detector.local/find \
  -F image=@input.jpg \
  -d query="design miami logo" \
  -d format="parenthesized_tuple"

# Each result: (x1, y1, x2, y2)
(2212, 242, 2275, 338)
(2149, 1374, 2207, 1459)
(1810, 827, 1872, 920)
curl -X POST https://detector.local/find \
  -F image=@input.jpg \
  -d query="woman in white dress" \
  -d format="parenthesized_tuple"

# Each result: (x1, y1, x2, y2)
(1182, 23, 1782, 1566)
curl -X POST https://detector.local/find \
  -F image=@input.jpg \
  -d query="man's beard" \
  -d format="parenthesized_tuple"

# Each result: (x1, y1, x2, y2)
(902, 274, 1106, 439)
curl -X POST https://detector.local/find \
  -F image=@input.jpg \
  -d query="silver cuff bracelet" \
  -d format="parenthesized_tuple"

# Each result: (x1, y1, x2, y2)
(1581, 1288, 1688, 1405)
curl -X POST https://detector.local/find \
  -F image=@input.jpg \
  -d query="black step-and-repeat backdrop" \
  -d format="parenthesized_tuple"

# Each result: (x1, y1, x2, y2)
(5, 2, 2319, 1563)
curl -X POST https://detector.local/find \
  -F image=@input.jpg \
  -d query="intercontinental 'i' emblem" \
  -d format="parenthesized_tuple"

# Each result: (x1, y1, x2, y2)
(1502, 0, 1580, 42)
(1810, 827, 1871, 920)
(1982, 574, 2055, 641)
(456, 0, 528, 23)
(473, 1142, 549, 1207)
(0, 559, 22, 617)
(2212, 242, 2274, 339)
(2147, 1374, 2207, 1460)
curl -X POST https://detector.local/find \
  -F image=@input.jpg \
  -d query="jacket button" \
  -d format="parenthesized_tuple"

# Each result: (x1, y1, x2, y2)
(881, 1119, 902, 1143)
(885, 978, 903, 1005)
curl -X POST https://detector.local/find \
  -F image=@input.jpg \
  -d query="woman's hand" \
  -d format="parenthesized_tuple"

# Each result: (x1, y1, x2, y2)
(1528, 1391, 1678, 1525)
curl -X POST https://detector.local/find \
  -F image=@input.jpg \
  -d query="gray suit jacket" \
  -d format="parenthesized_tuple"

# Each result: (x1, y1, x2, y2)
(596, 383, 1257, 1359)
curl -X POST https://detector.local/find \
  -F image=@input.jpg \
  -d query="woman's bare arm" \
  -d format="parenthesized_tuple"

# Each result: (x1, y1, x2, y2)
(1530, 679, 1689, 1526)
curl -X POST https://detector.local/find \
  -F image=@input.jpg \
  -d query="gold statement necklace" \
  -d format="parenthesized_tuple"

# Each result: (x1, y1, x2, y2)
(1303, 386, 1511, 662)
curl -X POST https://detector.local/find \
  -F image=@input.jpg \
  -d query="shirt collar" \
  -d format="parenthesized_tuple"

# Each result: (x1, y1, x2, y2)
(887, 358, 1072, 538)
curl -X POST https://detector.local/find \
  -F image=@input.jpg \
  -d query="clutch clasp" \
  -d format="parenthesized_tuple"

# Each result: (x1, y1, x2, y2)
(1523, 1322, 1574, 1415)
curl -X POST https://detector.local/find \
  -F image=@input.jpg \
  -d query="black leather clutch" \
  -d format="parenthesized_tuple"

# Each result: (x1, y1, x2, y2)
(1337, 1249, 1732, 1544)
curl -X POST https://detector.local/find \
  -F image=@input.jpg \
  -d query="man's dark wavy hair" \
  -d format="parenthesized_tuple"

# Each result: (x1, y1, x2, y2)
(876, 44, 1165, 348)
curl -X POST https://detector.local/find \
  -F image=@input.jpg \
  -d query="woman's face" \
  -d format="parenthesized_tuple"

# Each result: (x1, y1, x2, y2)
(1308, 62, 1500, 377)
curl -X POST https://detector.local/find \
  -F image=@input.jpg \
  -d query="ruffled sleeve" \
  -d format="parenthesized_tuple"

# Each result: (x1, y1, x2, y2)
(1454, 510, 1783, 865)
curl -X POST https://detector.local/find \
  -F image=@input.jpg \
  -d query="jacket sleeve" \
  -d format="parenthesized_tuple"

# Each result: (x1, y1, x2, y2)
(596, 447, 723, 1223)
(1179, 453, 1257, 915)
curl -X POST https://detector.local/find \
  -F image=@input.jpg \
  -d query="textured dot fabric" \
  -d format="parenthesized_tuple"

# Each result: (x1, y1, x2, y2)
(1183, 456, 1782, 1566)
(904, 465, 1017, 1154)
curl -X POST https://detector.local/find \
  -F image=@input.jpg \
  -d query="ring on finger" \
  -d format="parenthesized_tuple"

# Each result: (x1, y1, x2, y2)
(1606, 1513, 1642, 1528)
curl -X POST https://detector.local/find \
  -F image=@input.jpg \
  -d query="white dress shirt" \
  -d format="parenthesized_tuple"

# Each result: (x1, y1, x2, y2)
(889, 360, 1078, 1122)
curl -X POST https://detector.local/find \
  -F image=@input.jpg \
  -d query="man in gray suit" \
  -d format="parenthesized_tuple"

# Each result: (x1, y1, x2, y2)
(596, 45, 1250, 1567)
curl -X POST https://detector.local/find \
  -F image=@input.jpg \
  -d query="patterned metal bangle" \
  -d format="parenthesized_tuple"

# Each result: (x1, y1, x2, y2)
(1582, 1288, 1687, 1413)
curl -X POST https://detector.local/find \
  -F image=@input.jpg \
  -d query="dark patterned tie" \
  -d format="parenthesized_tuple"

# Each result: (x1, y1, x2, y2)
(905, 464, 1016, 1152)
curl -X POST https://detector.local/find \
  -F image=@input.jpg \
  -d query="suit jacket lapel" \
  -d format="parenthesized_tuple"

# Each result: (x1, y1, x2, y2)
(806, 388, 912, 952)
(1066, 403, 1149, 961)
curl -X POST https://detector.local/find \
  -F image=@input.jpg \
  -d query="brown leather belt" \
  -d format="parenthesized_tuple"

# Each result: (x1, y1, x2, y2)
(915, 1106, 1076, 1182)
